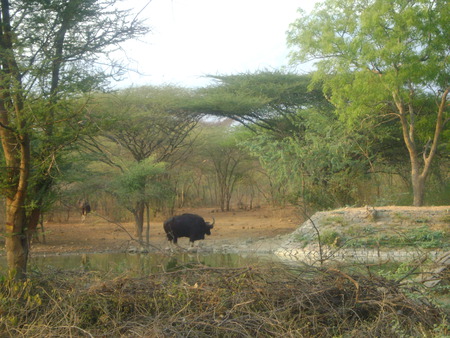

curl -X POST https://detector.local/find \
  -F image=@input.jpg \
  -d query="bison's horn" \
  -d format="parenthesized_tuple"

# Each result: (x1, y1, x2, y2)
(210, 216, 215, 228)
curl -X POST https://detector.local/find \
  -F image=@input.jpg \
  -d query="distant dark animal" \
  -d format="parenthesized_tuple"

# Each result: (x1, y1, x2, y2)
(163, 213, 215, 248)
(78, 199, 91, 221)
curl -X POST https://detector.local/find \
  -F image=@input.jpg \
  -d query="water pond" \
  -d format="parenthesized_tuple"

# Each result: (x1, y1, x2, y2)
(0, 251, 283, 276)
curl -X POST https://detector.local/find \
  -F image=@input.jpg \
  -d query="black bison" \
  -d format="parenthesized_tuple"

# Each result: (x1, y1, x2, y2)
(78, 199, 91, 221)
(163, 213, 215, 248)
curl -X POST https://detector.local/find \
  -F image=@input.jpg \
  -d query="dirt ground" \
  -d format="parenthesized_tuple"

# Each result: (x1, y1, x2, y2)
(1, 205, 447, 257)
(26, 206, 302, 255)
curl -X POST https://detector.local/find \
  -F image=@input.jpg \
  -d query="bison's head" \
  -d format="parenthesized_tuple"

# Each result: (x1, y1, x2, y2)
(205, 217, 215, 235)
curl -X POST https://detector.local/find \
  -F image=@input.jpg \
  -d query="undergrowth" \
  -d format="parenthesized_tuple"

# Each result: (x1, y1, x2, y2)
(0, 264, 448, 337)
(345, 226, 449, 249)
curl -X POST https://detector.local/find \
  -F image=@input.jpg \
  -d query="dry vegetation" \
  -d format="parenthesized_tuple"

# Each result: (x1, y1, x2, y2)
(0, 264, 448, 337)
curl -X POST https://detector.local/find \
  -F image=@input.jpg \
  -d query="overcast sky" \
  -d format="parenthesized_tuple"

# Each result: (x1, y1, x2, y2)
(114, 0, 318, 88)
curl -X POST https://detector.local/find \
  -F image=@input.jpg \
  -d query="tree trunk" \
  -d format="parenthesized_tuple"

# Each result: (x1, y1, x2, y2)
(394, 88, 448, 207)
(28, 208, 42, 239)
(133, 201, 145, 243)
(1, 131, 31, 279)
(0, 0, 31, 279)
(4, 142, 31, 280)
(410, 153, 427, 207)
(40, 212, 46, 244)
(404, 135, 427, 207)
(226, 191, 231, 211)
(5, 198, 29, 279)
(145, 202, 150, 245)
(412, 174, 425, 207)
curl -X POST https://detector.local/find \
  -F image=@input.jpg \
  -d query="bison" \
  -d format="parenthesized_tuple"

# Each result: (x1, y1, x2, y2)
(163, 213, 215, 249)
(78, 199, 91, 221)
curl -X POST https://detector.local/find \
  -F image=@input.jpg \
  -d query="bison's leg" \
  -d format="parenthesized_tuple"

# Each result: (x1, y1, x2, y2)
(167, 240, 175, 251)
(167, 237, 184, 252)
(167, 240, 178, 251)
(188, 239, 201, 251)
(166, 233, 174, 242)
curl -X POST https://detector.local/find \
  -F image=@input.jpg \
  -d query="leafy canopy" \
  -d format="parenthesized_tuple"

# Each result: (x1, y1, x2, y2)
(194, 71, 330, 132)
(287, 0, 449, 121)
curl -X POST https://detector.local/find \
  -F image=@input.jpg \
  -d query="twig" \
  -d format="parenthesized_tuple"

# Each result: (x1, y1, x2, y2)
(56, 326, 94, 338)
(396, 256, 428, 284)
(327, 268, 360, 303)
(93, 212, 166, 254)
(299, 209, 325, 265)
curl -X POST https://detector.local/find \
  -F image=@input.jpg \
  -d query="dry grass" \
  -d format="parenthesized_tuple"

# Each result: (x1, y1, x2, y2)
(0, 264, 448, 337)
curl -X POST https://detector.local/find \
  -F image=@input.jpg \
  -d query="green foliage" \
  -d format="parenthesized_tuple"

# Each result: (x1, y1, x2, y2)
(376, 262, 417, 281)
(89, 87, 200, 164)
(0, 0, 149, 277)
(244, 108, 370, 208)
(322, 216, 348, 227)
(78, 86, 203, 218)
(196, 71, 330, 132)
(13, 0, 149, 95)
(320, 230, 341, 246)
(111, 157, 168, 210)
(425, 180, 450, 206)
(347, 226, 448, 249)
(292, 232, 314, 247)
(405, 226, 446, 248)
(114, 158, 165, 195)
(287, 0, 449, 206)
(288, 0, 448, 118)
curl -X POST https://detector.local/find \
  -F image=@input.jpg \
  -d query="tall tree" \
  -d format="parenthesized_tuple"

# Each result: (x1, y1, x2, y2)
(287, 0, 449, 206)
(83, 86, 200, 240)
(199, 124, 256, 211)
(0, 0, 148, 278)
(195, 71, 330, 133)
(244, 107, 372, 208)
(111, 157, 166, 245)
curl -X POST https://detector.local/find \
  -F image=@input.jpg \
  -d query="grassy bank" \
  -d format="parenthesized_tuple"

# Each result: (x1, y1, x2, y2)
(0, 263, 448, 337)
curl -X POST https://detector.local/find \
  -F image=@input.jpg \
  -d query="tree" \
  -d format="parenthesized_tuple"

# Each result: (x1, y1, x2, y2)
(287, 0, 449, 206)
(194, 71, 330, 133)
(111, 157, 166, 245)
(0, 0, 148, 279)
(244, 108, 371, 209)
(199, 124, 256, 211)
(83, 86, 200, 240)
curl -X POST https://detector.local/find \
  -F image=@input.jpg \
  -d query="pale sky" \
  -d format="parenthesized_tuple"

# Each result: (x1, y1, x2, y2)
(114, 0, 318, 88)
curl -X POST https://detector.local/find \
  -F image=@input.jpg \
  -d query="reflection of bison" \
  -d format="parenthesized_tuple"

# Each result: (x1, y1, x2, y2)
(163, 214, 215, 248)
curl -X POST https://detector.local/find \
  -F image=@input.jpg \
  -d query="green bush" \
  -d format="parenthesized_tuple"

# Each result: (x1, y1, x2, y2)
(346, 226, 448, 249)
(320, 230, 341, 246)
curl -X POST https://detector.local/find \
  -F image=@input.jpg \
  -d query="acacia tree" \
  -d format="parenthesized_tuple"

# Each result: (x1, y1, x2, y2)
(111, 157, 166, 245)
(287, 0, 449, 206)
(195, 71, 329, 133)
(0, 0, 147, 278)
(83, 86, 200, 240)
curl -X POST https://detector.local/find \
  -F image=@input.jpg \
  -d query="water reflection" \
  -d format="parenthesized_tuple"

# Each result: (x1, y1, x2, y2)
(0, 252, 280, 276)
